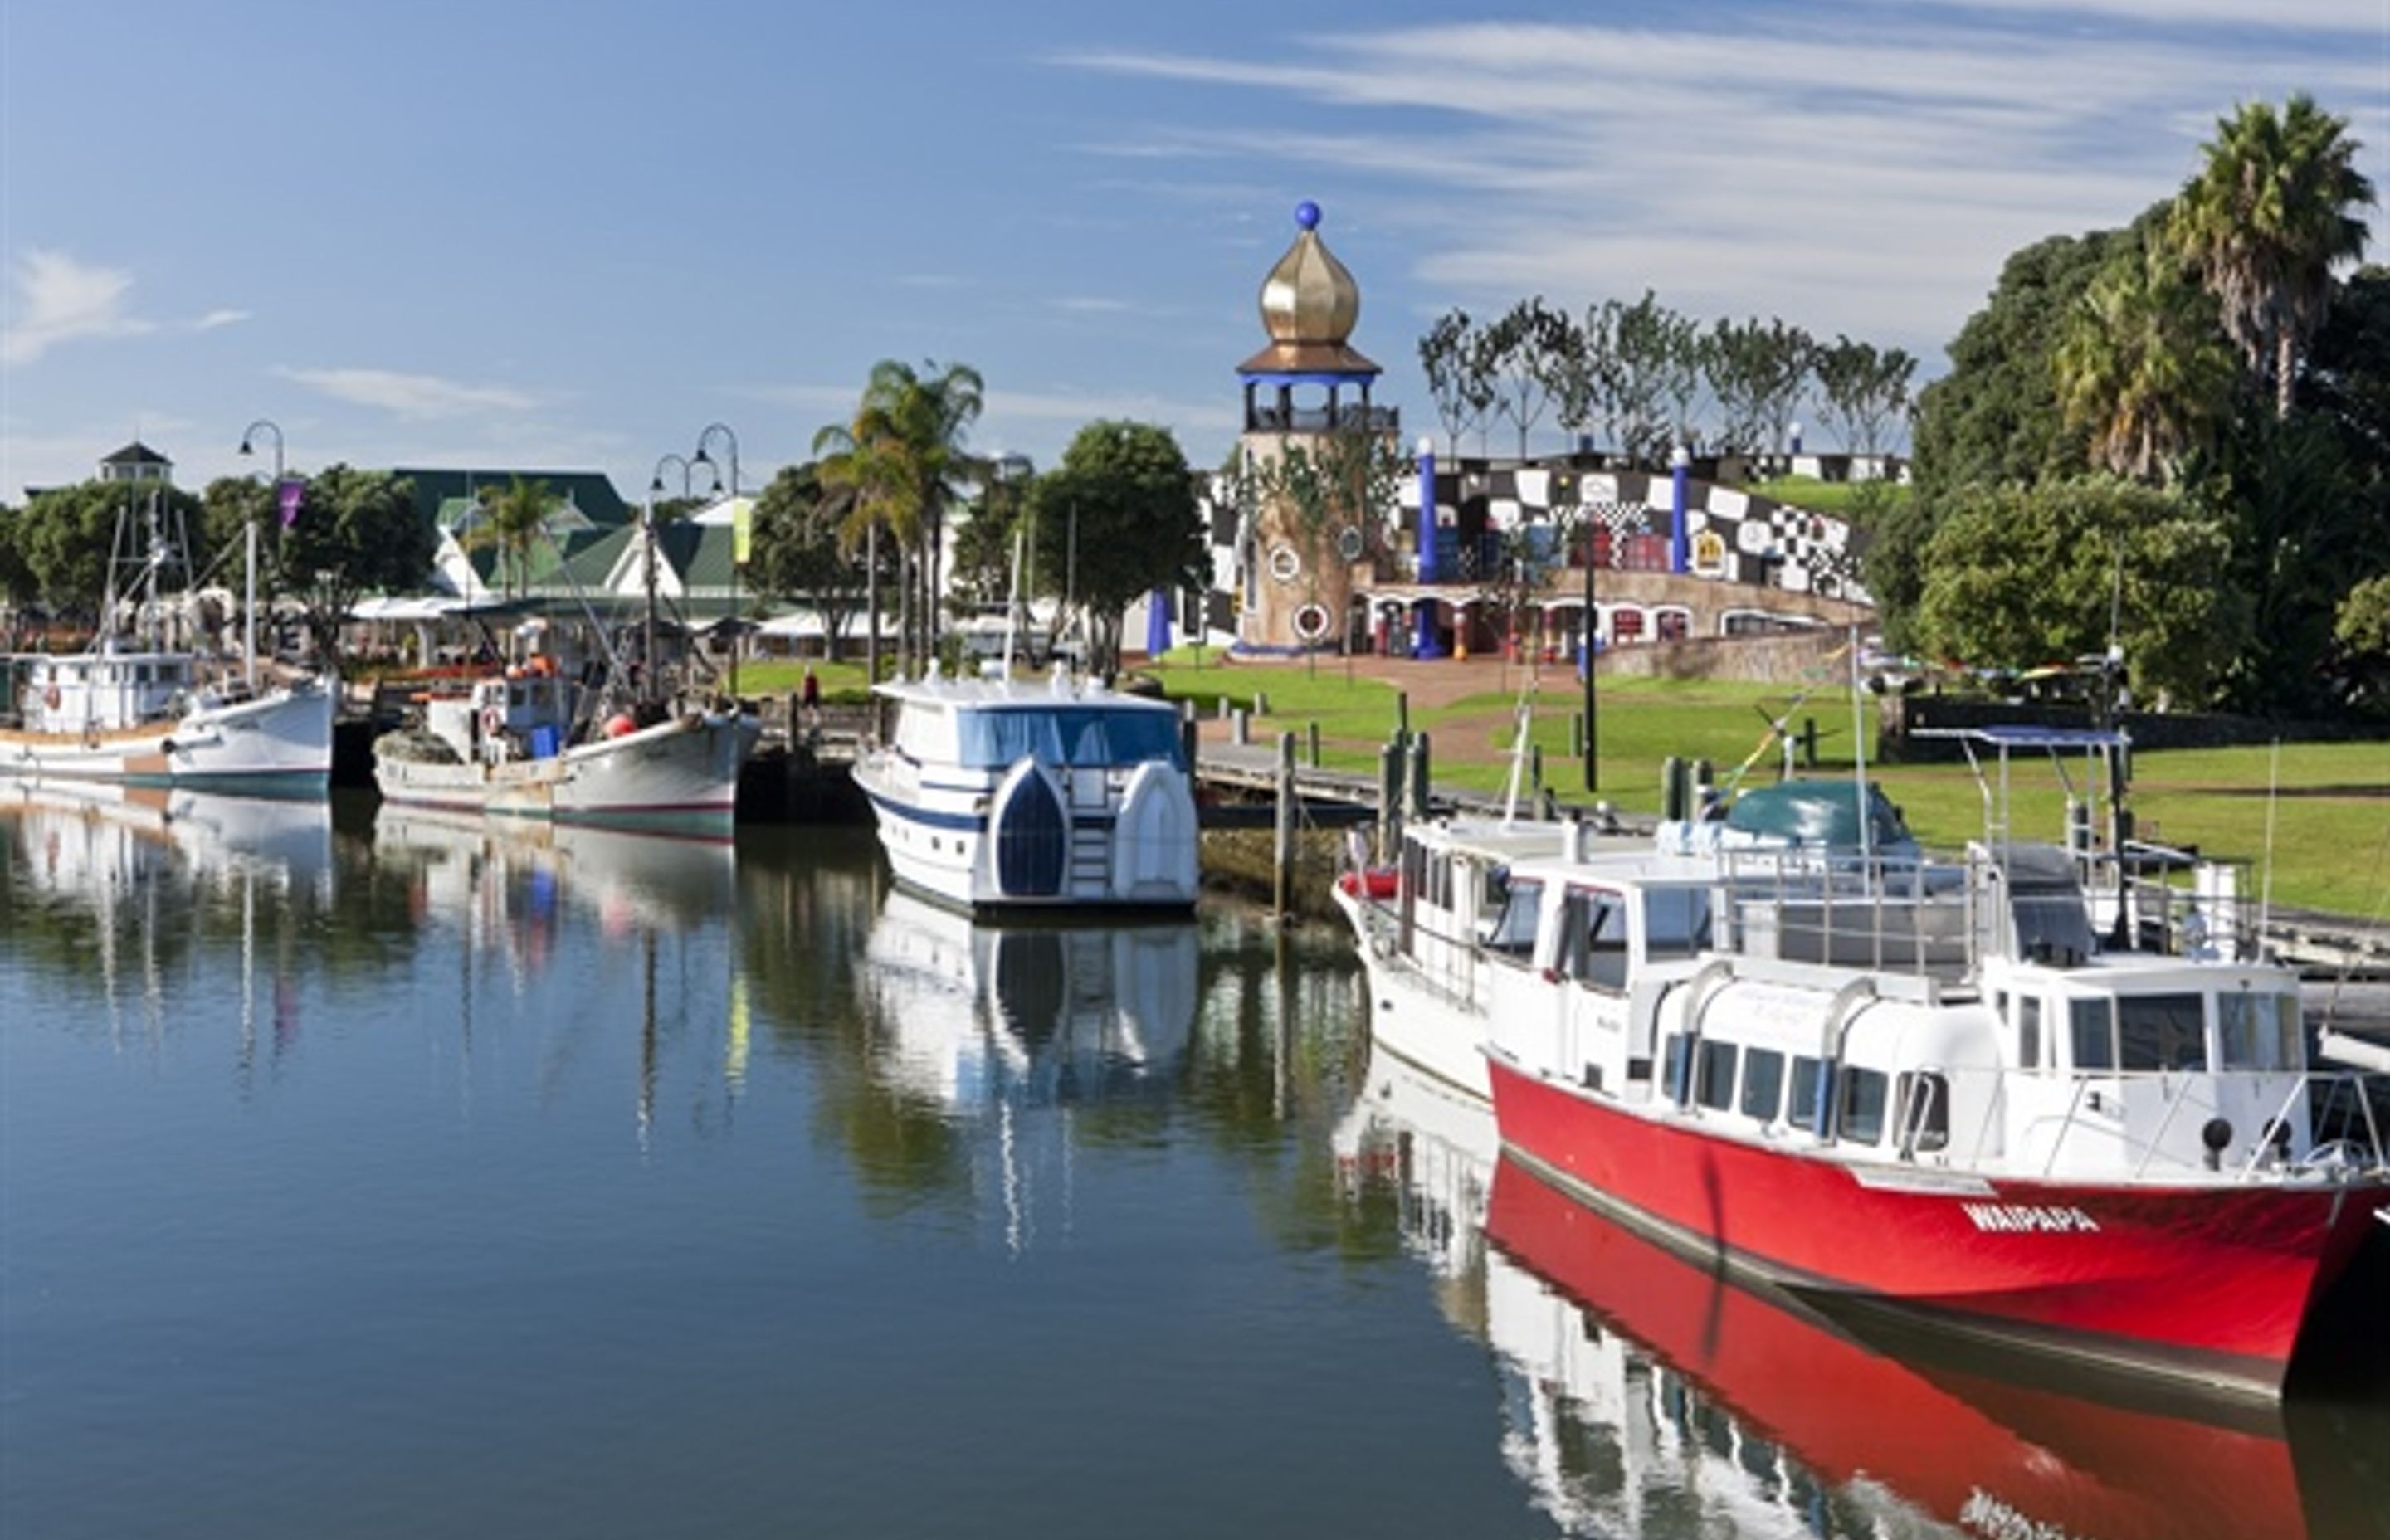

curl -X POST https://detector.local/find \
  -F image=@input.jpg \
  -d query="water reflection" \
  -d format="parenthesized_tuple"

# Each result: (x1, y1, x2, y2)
(853, 892, 1200, 1251)
(1, 781, 333, 1074)
(1339, 1042, 2384, 1540)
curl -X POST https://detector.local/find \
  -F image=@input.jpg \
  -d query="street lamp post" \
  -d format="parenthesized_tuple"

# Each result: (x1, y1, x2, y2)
(237, 420, 285, 693)
(644, 453, 715, 704)
(692, 424, 743, 697)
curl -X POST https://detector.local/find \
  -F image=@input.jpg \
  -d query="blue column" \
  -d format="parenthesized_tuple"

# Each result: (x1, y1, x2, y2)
(1413, 436, 1442, 658)
(1145, 587, 1172, 657)
(1670, 446, 1691, 575)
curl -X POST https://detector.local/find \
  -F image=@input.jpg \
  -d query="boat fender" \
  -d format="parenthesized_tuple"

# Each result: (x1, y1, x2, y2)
(605, 713, 637, 739)
(482, 705, 505, 738)
(2202, 1117, 2233, 1172)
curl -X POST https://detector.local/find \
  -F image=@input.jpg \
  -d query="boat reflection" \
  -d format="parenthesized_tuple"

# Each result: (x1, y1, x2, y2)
(862, 890, 1198, 1110)
(370, 803, 735, 950)
(0, 780, 333, 1067)
(1, 777, 330, 897)
(856, 891, 1200, 1250)
(1340, 1041, 2348, 1539)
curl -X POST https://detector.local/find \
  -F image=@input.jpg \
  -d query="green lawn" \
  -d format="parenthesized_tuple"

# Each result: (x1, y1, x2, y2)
(1749, 475, 1910, 519)
(1149, 658, 2390, 918)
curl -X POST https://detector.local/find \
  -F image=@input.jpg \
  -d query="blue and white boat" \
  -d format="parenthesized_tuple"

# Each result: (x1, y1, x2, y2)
(852, 666, 1199, 913)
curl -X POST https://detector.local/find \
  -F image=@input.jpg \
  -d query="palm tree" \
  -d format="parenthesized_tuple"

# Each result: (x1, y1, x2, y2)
(814, 359, 985, 675)
(466, 475, 556, 600)
(2170, 94, 2375, 419)
(2056, 247, 2234, 482)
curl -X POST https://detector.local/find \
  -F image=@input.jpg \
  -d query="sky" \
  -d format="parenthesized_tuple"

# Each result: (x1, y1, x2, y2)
(3, 0, 2384, 503)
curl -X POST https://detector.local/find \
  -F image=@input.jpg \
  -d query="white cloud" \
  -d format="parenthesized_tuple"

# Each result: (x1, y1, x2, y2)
(193, 308, 251, 332)
(1061, 17, 2387, 353)
(2, 250, 155, 366)
(279, 367, 540, 419)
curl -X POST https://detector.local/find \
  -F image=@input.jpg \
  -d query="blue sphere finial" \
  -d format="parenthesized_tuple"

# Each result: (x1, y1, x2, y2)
(1294, 200, 1321, 231)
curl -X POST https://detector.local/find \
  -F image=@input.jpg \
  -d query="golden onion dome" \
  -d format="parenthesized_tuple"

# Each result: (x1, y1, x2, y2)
(1238, 202, 1380, 379)
(1259, 201, 1359, 344)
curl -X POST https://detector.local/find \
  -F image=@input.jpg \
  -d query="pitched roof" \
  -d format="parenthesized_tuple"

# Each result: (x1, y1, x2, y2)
(101, 441, 173, 466)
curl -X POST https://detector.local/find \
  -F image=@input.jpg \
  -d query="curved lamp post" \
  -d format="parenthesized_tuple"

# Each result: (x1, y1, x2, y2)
(236, 420, 285, 692)
(691, 424, 744, 696)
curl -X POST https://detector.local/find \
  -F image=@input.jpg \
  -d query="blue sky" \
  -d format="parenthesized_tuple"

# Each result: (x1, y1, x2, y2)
(4, 0, 2383, 501)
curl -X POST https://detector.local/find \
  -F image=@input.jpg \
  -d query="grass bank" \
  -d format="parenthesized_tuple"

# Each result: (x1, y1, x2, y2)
(1151, 655, 2390, 918)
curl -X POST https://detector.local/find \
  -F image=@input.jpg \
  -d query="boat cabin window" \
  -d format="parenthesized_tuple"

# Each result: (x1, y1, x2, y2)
(958, 707, 1183, 771)
(1484, 877, 1544, 958)
(2219, 991, 2300, 1071)
(1895, 1071, 1950, 1152)
(1740, 1047, 1785, 1120)
(1424, 854, 1453, 910)
(1838, 1066, 1889, 1145)
(2118, 993, 2207, 1072)
(1641, 886, 1713, 962)
(1695, 1040, 1738, 1112)
(1790, 1056, 1827, 1131)
(2068, 998, 2115, 1071)
(2017, 995, 2043, 1070)
(1557, 887, 1630, 990)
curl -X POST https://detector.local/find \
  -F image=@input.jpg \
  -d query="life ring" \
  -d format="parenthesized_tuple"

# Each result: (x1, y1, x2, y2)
(481, 705, 504, 738)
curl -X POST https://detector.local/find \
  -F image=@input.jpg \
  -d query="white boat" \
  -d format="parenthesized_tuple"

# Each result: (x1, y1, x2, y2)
(851, 665, 1198, 912)
(1344, 775, 2390, 1400)
(2, 653, 334, 786)
(373, 661, 758, 829)
(1, 495, 332, 787)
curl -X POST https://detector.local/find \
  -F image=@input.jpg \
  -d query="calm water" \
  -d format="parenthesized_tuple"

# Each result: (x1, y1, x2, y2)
(3, 787, 2387, 1540)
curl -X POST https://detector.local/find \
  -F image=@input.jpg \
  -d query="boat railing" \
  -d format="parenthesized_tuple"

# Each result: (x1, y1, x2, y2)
(1928, 1065, 2389, 1182)
(1710, 848, 1973, 983)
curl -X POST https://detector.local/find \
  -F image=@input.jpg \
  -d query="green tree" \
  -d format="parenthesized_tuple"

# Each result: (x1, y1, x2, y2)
(1813, 335, 1919, 458)
(13, 478, 209, 626)
(813, 359, 984, 677)
(949, 455, 1036, 613)
(749, 462, 866, 662)
(1417, 309, 1495, 458)
(466, 475, 556, 599)
(1607, 290, 1680, 466)
(276, 465, 432, 670)
(1483, 296, 1577, 457)
(2054, 246, 2234, 483)
(1026, 421, 1205, 677)
(2331, 573, 2390, 714)
(2171, 93, 2376, 420)
(1913, 478, 2244, 706)
(1704, 315, 1814, 454)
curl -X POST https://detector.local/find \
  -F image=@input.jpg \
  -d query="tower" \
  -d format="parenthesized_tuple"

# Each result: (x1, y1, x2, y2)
(1234, 202, 1395, 651)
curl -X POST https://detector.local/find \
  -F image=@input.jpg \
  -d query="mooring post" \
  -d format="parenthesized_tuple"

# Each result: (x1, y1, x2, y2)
(1571, 712, 1584, 761)
(1377, 738, 1401, 864)
(1396, 690, 1409, 742)
(1275, 730, 1298, 921)
(1232, 707, 1250, 748)
(1180, 702, 1198, 782)
(1307, 720, 1321, 768)
(1407, 731, 1432, 821)
(1530, 743, 1544, 799)
(1800, 715, 1818, 769)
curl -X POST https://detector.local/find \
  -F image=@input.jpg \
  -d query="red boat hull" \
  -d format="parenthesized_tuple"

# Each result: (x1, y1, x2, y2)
(1486, 1157, 2308, 1540)
(1486, 1054, 2389, 1398)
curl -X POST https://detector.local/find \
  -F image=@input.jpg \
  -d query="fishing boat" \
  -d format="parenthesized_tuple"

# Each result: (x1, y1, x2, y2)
(2, 495, 332, 787)
(1349, 771, 2389, 1400)
(371, 654, 757, 829)
(851, 665, 1198, 913)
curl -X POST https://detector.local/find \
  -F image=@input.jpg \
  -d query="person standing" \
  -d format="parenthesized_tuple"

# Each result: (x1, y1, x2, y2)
(800, 662, 822, 739)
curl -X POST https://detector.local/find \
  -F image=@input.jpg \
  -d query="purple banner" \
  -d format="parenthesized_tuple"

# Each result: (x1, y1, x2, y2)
(277, 477, 305, 528)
